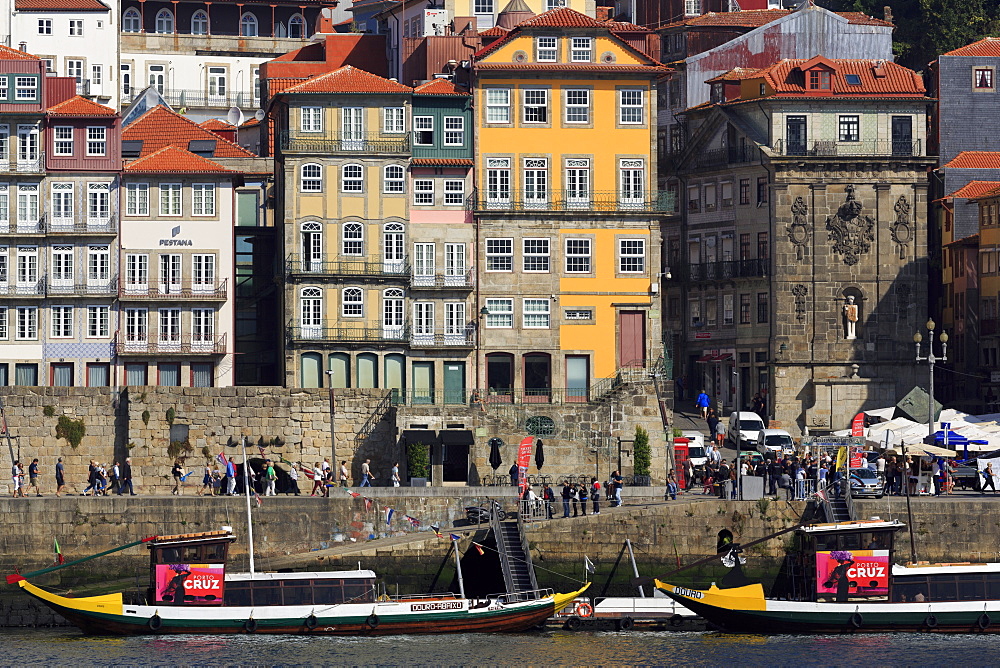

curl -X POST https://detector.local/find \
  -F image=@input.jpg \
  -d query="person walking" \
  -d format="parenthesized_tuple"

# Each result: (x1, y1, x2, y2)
(391, 462, 401, 487)
(666, 469, 678, 501)
(360, 459, 373, 487)
(339, 461, 349, 488)
(264, 460, 277, 496)
(982, 463, 997, 495)
(542, 483, 555, 519)
(509, 462, 520, 488)
(695, 390, 711, 419)
(561, 480, 572, 518)
(612, 470, 624, 507)
(55, 457, 66, 497)
(199, 464, 213, 496)
(81, 460, 98, 496)
(286, 464, 301, 495)
(119, 457, 136, 496)
(11, 461, 25, 498)
(225, 457, 237, 496)
(591, 478, 601, 515)
(706, 409, 720, 439)
(310, 462, 323, 496)
(171, 459, 185, 495)
(109, 461, 121, 495)
(26, 458, 42, 497)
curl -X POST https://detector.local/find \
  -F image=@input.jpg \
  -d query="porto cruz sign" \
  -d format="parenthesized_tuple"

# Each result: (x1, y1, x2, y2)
(155, 563, 225, 605)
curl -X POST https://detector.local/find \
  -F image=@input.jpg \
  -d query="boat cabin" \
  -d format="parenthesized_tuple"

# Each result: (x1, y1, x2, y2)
(223, 571, 377, 607)
(890, 563, 1000, 603)
(147, 531, 235, 606)
(784, 520, 903, 603)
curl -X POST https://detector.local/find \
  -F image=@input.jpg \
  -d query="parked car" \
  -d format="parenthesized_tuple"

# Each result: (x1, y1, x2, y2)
(756, 429, 795, 457)
(850, 467, 885, 498)
(727, 412, 766, 449)
(952, 462, 980, 491)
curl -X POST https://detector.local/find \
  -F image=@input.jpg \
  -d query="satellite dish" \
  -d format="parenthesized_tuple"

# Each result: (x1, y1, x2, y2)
(254, 109, 265, 122)
(227, 106, 245, 127)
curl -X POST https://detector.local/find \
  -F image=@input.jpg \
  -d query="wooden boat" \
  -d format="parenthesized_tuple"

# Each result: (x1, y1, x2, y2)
(10, 529, 585, 636)
(656, 518, 1000, 633)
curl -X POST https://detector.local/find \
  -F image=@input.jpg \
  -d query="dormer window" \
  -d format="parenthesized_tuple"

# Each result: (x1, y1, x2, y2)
(759, 83, 766, 96)
(710, 83, 723, 103)
(808, 70, 831, 90)
(537, 36, 557, 62)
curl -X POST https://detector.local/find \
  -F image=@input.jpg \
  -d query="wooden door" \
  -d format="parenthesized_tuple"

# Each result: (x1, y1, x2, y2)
(618, 310, 645, 368)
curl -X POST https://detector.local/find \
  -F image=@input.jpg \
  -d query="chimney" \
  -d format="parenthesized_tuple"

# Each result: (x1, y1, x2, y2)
(18, 41, 27, 52)
(883, 6, 893, 23)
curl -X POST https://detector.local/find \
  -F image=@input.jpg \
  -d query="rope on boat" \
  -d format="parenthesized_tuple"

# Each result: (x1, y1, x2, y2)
(6, 536, 156, 584)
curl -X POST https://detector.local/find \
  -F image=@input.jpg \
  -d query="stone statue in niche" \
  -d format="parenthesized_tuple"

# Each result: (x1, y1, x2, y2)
(787, 196, 810, 261)
(792, 284, 808, 321)
(890, 195, 912, 260)
(826, 185, 875, 266)
(843, 295, 859, 340)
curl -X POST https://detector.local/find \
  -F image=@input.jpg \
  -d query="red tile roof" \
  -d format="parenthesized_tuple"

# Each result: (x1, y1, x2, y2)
(267, 77, 309, 97)
(478, 25, 510, 37)
(661, 9, 891, 29)
(199, 118, 236, 131)
(943, 181, 1000, 200)
(706, 67, 762, 83)
(48, 95, 116, 116)
(15, 0, 109, 10)
(604, 20, 651, 33)
(412, 79, 470, 96)
(942, 37, 1000, 58)
(123, 105, 256, 158)
(516, 7, 606, 28)
(411, 158, 473, 167)
(283, 66, 411, 94)
(944, 152, 1000, 169)
(0, 44, 40, 61)
(124, 145, 234, 174)
(735, 58, 924, 97)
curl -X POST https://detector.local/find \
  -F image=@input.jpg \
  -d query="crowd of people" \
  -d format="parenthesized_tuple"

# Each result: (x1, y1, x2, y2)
(10, 457, 136, 497)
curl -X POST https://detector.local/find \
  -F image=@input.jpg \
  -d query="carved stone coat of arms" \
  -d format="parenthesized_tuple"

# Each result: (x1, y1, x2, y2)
(825, 185, 875, 266)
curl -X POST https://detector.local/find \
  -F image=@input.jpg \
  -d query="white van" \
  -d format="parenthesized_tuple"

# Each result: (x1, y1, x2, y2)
(727, 412, 766, 449)
(679, 431, 707, 468)
(756, 429, 795, 456)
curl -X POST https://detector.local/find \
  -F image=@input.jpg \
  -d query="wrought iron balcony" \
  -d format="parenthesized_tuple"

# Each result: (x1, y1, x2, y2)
(770, 139, 922, 157)
(279, 131, 411, 154)
(46, 213, 118, 236)
(682, 259, 770, 282)
(286, 255, 409, 279)
(467, 189, 675, 213)
(0, 277, 46, 297)
(287, 322, 409, 344)
(0, 152, 45, 174)
(120, 279, 228, 301)
(410, 325, 476, 348)
(0, 214, 45, 235)
(409, 270, 474, 289)
(47, 276, 118, 297)
(113, 333, 227, 356)
(689, 145, 759, 170)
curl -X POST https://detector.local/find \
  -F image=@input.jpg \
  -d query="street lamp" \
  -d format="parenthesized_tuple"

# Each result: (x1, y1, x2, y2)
(913, 318, 948, 438)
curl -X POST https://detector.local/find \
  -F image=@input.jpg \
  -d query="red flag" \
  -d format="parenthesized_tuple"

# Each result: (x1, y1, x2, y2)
(472, 542, 484, 556)
(851, 412, 865, 437)
(364, 498, 372, 512)
(516, 436, 533, 496)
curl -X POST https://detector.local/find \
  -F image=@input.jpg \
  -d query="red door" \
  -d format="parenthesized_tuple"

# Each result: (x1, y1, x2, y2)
(618, 310, 645, 368)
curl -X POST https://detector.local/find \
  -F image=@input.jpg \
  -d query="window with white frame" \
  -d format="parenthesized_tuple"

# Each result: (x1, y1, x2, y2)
(51, 305, 73, 338)
(38, 19, 52, 35)
(383, 165, 404, 193)
(299, 287, 322, 334)
(69, 19, 84, 36)
(124, 307, 147, 343)
(523, 89, 548, 123)
(15, 77, 38, 101)
(565, 158, 590, 203)
(571, 37, 592, 62)
(485, 298, 512, 328)
(155, 9, 174, 33)
(192, 254, 215, 290)
(565, 89, 590, 123)
(838, 115, 860, 142)
(88, 245, 109, 283)
(413, 180, 434, 205)
(443, 117, 464, 145)
(383, 107, 404, 133)
(445, 242, 465, 278)
(158, 308, 181, 343)
(50, 182, 73, 225)
(523, 298, 550, 328)
(191, 10, 209, 34)
(87, 183, 110, 222)
(486, 238, 513, 271)
(87, 305, 110, 338)
(300, 163, 322, 192)
(192, 184, 215, 216)
(619, 158, 645, 203)
(122, 8, 140, 32)
(240, 12, 258, 36)
(86, 127, 106, 156)
(413, 116, 434, 145)
(413, 302, 434, 338)
(301, 107, 322, 132)
(684, 0, 700, 15)
(341, 164, 363, 192)
(523, 158, 547, 204)
(126, 183, 148, 215)
(342, 287, 363, 317)
(0, 307, 7, 339)
(54, 127, 74, 155)
(619, 238, 646, 273)
(66, 60, 84, 84)
(486, 158, 511, 203)
(17, 185, 39, 224)
(723, 293, 734, 325)
(523, 238, 550, 272)
(565, 238, 591, 273)
(159, 183, 181, 215)
(192, 308, 215, 342)
(91, 64, 103, 85)
(444, 179, 464, 205)
(619, 89, 644, 124)
(445, 302, 466, 340)
(16, 306, 37, 340)
(485, 88, 510, 123)
(125, 253, 148, 289)
(0, 80, 6, 100)
(51, 246, 72, 284)
(342, 222, 363, 255)
(565, 309, 592, 320)
(16, 248, 37, 285)
(537, 36, 557, 62)
(0, 188, 7, 226)
(474, 0, 493, 11)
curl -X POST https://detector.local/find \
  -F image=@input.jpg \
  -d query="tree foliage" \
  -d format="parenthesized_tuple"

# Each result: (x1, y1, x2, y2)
(407, 442, 430, 480)
(633, 426, 651, 477)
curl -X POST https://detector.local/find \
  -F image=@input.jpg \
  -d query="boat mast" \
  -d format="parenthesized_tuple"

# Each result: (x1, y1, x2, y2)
(625, 539, 645, 598)
(242, 436, 256, 576)
(450, 535, 465, 598)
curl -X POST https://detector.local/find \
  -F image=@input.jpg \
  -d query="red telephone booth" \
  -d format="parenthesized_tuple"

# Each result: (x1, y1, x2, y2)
(674, 438, 690, 490)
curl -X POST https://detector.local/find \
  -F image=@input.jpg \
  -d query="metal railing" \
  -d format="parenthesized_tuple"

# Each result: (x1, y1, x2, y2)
(691, 145, 759, 169)
(46, 276, 117, 297)
(771, 139, 922, 157)
(519, 499, 552, 522)
(120, 279, 228, 300)
(409, 327, 475, 348)
(683, 258, 770, 281)
(410, 270, 474, 289)
(286, 255, 410, 279)
(287, 322, 409, 344)
(112, 333, 227, 356)
(353, 390, 393, 453)
(493, 588, 552, 604)
(0, 277, 46, 296)
(467, 189, 675, 213)
(161, 89, 259, 109)
(0, 215, 45, 235)
(279, 132, 410, 154)
(0, 152, 45, 174)
(45, 213, 118, 235)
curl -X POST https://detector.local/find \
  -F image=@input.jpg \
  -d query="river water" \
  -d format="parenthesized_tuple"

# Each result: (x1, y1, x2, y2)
(1, 628, 996, 666)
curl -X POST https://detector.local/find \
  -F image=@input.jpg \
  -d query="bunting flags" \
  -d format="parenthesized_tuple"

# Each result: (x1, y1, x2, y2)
(431, 525, 443, 538)
(584, 556, 595, 574)
(301, 468, 317, 480)
(472, 542, 485, 556)
(280, 456, 293, 466)
(449, 533, 461, 541)
(385, 507, 395, 526)
(404, 515, 421, 528)
(216, 452, 228, 467)
(254, 492, 262, 508)
(53, 538, 64, 565)
(257, 445, 267, 457)
(345, 489, 361, 498)
(180, 471, 193, 481)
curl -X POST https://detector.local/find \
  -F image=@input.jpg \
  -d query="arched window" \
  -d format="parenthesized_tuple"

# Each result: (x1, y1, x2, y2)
(342, 222, 363, 256)
(383, 287, 405, 334)
(383, 165, 404, 193)
(300, 163, 322, 192)
(342, 287, 363, 317)
(299, 287, 322, 339)
(328, 353, 350, 388)
(300, 221, 322, 272)
(240, 12, 258, 37)
(191, 10, 209, 35)
(300, 352, 322, 388)
(288, 13, 306, 38)
(122, 8, 141, 33)
(155, 9, 174, 34)
(341, 164, 364, 192)
(383, 222, 404, 273)
(357, 353, 378, 388)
